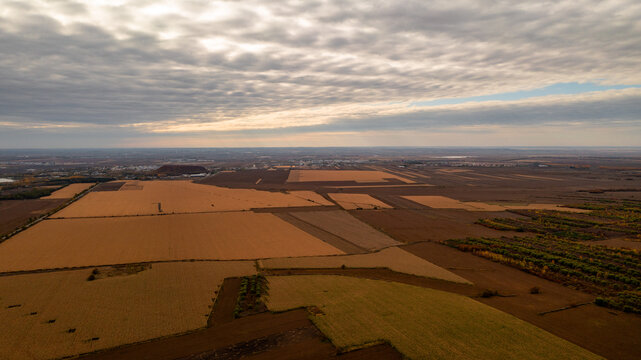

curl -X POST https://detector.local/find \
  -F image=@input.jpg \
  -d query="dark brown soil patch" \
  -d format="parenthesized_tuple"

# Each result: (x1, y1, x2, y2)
(77, 308, 403, 360)
(0, 198, 66, 237)
(92, 182, 125, 192)
(209, 277, 241, 327)
(263, 268, 478, 297)
(197, 170, 290, 187)
(351, 208, 525, 243)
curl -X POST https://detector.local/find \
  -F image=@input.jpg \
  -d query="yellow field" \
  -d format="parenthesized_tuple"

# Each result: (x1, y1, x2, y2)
(266, 276, 600, 360)
(290, 210, 399, 250)
(51, 180, 332, 218)
(41, 183, 94, 199)
(328, 193, 392, 210)
(287, 170, 415, 183)
(403, 195, 590, 213)
(0, 261, 255, 360)
(259, 247, 469, 283)
(0, 212, 343, 272)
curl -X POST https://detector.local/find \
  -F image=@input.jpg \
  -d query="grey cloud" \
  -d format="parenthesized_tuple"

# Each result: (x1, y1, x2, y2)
(0, 0, 640, 143)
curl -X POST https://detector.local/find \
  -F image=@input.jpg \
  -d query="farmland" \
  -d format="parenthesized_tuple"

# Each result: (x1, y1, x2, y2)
(259, 247, 469, 283)
(1, 148, 640, 359)
(287, 170, 415, 183)
(289, 210, 400, 250)
(52, 180, 332, 218)
(448, 202, 641, 313)
(0, 212, 343, 272)
(403, 195, 590, 213)
(328, 193, 392, 210)
(0, 261, 256, 360)
(266, 275, 600, 360)
(41, 183, 95, 199)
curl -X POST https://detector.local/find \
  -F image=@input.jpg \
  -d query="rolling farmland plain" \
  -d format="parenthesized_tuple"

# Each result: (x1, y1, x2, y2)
(1, 164, 640, 360)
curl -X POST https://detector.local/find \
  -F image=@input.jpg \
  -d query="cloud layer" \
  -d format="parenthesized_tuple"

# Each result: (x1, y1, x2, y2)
(0, 0, 640, 146)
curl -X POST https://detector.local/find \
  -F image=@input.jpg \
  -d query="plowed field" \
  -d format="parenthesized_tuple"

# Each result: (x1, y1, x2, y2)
(287, 170, 414, 183)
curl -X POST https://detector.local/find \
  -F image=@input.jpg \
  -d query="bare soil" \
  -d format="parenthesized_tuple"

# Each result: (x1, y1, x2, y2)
(350, 208, 525, 243)
(0, 199, 66, 237)
(79, 297, 402, 360)
(208, 277, 241, 327)
(92, 182, 125, 192)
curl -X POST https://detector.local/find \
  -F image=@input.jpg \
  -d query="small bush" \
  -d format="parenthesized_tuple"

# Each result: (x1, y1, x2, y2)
(480, 289, 499, 298)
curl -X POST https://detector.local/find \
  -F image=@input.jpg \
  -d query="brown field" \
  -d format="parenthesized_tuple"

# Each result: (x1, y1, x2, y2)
(0, 261, 256, 360)
(287, 170, 415, 183)
(51, 180, 333, 218)
(403, 195, 590, 212)
(266, 275, 600, 360)
(327, 193, 392, 210)
(289, 210, 400, 250)
(41, 183, 95, 199)
(0, 212, 343, 272)
(259, 247, 469, 283)
(0, 199, 66, 237)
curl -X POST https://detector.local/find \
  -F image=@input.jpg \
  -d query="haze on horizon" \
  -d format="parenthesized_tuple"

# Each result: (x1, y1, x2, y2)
(1, 0, 640, 148)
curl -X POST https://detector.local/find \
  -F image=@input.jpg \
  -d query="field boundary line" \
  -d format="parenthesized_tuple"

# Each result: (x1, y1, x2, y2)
(538, 302, 594, 316)
(0, 183, 97, 244)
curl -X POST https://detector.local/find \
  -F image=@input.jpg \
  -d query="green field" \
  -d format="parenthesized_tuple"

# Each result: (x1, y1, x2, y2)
(265, 275, 600, 360)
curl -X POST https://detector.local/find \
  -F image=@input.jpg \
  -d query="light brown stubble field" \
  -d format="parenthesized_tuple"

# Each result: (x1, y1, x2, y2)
(0, 261, 256, 360)
(328, 193, 392, 210)
(0, 212, 343, 272)
(51, 180, 333, 218)
(41, 183, 95, 199)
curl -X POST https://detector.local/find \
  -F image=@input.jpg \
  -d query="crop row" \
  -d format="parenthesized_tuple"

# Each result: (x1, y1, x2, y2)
(445, 236, 641, 313)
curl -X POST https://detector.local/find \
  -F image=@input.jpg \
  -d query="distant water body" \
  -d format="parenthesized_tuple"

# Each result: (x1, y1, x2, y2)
(0, 178, 15, 183)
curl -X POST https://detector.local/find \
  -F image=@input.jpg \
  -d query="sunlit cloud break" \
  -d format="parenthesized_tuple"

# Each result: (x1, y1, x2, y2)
(0, 0, 640, 146)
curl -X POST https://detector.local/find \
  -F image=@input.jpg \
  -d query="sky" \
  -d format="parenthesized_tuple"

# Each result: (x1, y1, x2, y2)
(1, 0, 640, 148)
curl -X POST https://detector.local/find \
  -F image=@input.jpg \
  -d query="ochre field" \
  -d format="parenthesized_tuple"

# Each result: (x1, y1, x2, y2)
(41, 183, 95, 199)
(290, 210, 400, 250)
(0, 261, 256, 360)
(403, 195, 590, 212)
(0, 212, 343, 272)
(287, 170, 415, 183)
(266, 275, 601, 360)
(259, 247, 469, 283)
(328, 193, 392, 210)
(51, 180, 332, 218)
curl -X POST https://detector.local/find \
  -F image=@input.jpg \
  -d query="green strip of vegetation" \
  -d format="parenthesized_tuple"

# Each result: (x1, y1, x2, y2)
(0, 187, 56, 200)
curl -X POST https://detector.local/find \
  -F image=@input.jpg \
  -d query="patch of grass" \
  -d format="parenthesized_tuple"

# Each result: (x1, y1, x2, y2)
(266, 275, 600, 360)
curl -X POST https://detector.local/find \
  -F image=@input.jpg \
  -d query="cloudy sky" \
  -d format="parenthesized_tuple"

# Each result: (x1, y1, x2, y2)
(1, 0, 640, 148)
